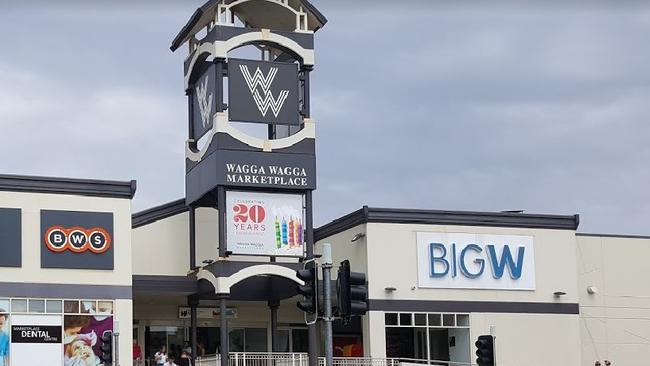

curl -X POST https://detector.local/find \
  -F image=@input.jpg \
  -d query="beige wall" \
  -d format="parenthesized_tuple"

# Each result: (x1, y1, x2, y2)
(315, 224, 368, 273)
(578, 235, 650, 366)
(132, 207, 221, 276)
(366, 223, 578, 304)
(0, 191, 132, 286)
(319, 222, 582, 364)
(471, 313, 581, 366)
(0, 190, 134, 365)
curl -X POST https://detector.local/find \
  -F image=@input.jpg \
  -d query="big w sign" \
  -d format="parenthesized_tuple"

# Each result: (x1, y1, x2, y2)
(416, 232, 536, 290)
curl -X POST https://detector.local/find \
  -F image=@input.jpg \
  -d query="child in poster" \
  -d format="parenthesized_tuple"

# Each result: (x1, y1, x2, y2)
(64, 301, 113, 366)
(0, 310, 9, 366)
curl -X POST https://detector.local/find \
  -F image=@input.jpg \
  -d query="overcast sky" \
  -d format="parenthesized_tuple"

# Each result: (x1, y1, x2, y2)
(1, 1, 649, 234)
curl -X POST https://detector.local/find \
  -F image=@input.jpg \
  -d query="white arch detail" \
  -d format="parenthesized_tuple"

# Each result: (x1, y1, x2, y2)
(197, 264, 304, 295)
(184, 31, 314, 89)
(186, 112, 315, 161)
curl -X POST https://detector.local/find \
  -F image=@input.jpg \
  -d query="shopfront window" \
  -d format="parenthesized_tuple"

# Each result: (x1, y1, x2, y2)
(0, 297, 115, 366)
(229, 328, 268, 352)
(385, 312, 470, 366)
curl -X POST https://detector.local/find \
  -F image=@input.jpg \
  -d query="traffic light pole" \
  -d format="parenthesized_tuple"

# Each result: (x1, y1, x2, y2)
(113, 324, 120, 366)
(322, 243, 333, 366)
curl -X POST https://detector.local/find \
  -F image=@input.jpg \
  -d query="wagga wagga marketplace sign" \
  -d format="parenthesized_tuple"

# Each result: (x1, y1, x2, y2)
(416, 232, 536, 290)
(212, 149, 316, 190)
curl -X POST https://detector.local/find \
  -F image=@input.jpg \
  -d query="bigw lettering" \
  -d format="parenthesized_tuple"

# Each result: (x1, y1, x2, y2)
(428, 243, 526, 280)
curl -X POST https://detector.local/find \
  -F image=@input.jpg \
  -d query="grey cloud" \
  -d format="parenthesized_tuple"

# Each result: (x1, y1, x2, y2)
(1, 1, 649, 235)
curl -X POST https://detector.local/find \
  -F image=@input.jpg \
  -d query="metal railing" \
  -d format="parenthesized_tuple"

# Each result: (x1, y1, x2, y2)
(195, 353, 402, 366)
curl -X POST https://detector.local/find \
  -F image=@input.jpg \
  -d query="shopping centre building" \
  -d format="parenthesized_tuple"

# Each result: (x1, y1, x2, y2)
(1, 1, 649, 366)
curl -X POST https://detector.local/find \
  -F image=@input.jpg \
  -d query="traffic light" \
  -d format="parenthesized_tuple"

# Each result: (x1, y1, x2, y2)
(475, 334, 495, 366)
(100, 331, 113, 364)
(296, 261, 318, 314)
(336, 260, 368, 323)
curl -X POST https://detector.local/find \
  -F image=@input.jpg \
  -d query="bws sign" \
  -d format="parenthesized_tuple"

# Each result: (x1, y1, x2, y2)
(416, 232, 535, 290)
(44, 226, 111, 253)
(41, 210, 114, 270)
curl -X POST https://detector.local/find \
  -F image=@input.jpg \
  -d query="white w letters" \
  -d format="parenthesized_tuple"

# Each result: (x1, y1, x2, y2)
(239, 65, 289, 118)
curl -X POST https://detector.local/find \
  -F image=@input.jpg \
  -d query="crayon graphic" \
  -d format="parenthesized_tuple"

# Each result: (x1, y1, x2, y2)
(275, 216, 281, 248)
(289, 217, 295, 247)
(281, 217, 288, 245)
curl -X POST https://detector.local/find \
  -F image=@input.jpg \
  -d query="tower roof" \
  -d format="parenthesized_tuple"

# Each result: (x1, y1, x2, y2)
(171, 0, 327, 52)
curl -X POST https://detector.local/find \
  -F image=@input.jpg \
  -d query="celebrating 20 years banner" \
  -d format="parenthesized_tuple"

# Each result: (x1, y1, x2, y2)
(226, 191, 305, 257)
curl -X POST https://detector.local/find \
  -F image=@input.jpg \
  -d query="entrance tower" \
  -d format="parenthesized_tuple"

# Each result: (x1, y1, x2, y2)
(170, 1, 327, 365)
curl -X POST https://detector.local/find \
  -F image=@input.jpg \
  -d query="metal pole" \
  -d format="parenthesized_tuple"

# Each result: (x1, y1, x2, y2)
(269, 300, 279, 352)
(220, 295, 229, 366)
(113, 322, 120, 366)
(490, 325, 497, 366)
(191, 301, 198, 361)
(305, 191, 318, 366)
(321, 243, 333, 366)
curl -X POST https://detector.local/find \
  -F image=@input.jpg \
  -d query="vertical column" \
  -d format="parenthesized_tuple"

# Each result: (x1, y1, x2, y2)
(268, 300, 280, 352)
(218, 186, 227, 257)
(189, 295, 199, 361)
(189, 206, 197, 269)
(305, 191, 318, 366)
(219, 294, 229, 366)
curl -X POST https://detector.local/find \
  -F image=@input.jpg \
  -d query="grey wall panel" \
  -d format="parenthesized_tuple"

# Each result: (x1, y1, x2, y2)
(0, 282, 131, 299)
(41, 210, 114, 270)
(0, 208, 21, 267)
(369, 299, 580, 315)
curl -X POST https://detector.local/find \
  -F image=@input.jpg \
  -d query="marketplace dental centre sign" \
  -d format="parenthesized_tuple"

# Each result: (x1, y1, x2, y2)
(416, 232, 536, 290)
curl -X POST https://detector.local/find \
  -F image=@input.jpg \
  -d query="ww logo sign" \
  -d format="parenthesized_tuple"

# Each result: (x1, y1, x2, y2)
(239, 65, 290, 118)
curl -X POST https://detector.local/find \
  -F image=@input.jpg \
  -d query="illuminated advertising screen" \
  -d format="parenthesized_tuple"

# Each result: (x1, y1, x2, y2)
(226, 191, 305, 257)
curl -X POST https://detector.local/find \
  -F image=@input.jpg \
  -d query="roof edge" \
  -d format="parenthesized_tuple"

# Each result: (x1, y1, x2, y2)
(0, 174, 136, 199)
(132, 198, 188, 228)
(315, 206, 580, 241)
(170, 0, 327, 52)
(576, 232, 650, 240)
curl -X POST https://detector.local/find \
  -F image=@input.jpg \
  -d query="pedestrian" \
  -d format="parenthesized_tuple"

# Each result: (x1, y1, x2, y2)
(155, 345, 168, 366)
(164, 355, 179, 366)
(133, 339, 143, 365)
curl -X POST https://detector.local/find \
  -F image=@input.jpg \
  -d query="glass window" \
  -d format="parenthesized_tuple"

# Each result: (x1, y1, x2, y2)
(291, 329, 309, 352)
(428, 313, 441, 327)
(11, 299, 27, 312)
(399, 313, 412, 326)
(64, 300, 79, 313)
(277, 329, 290, 352)
(385, 313, 398, 326)
(97, 301, 114, 315)
(414, 313, 427, 326)
(81, 300, 96, 313)
(29, 299, 46, 313)
(457, 314, 469, 327)
(443, 314, 455, 327)
(0, 299, 9, 313)
(245, 328, 268, 352)
(46, 300, 62, 313)
(229, 328, 245, 352)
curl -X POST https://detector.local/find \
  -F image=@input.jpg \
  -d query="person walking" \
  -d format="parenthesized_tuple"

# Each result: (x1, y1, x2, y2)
(133, 339, 143, 365)
(155, 345, 168, 366)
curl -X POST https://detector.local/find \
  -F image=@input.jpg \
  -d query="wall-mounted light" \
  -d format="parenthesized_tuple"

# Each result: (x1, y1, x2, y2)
(553, 291, 566, 297)
(351, 233, 366, 243)
(384, 287, 397, 292)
